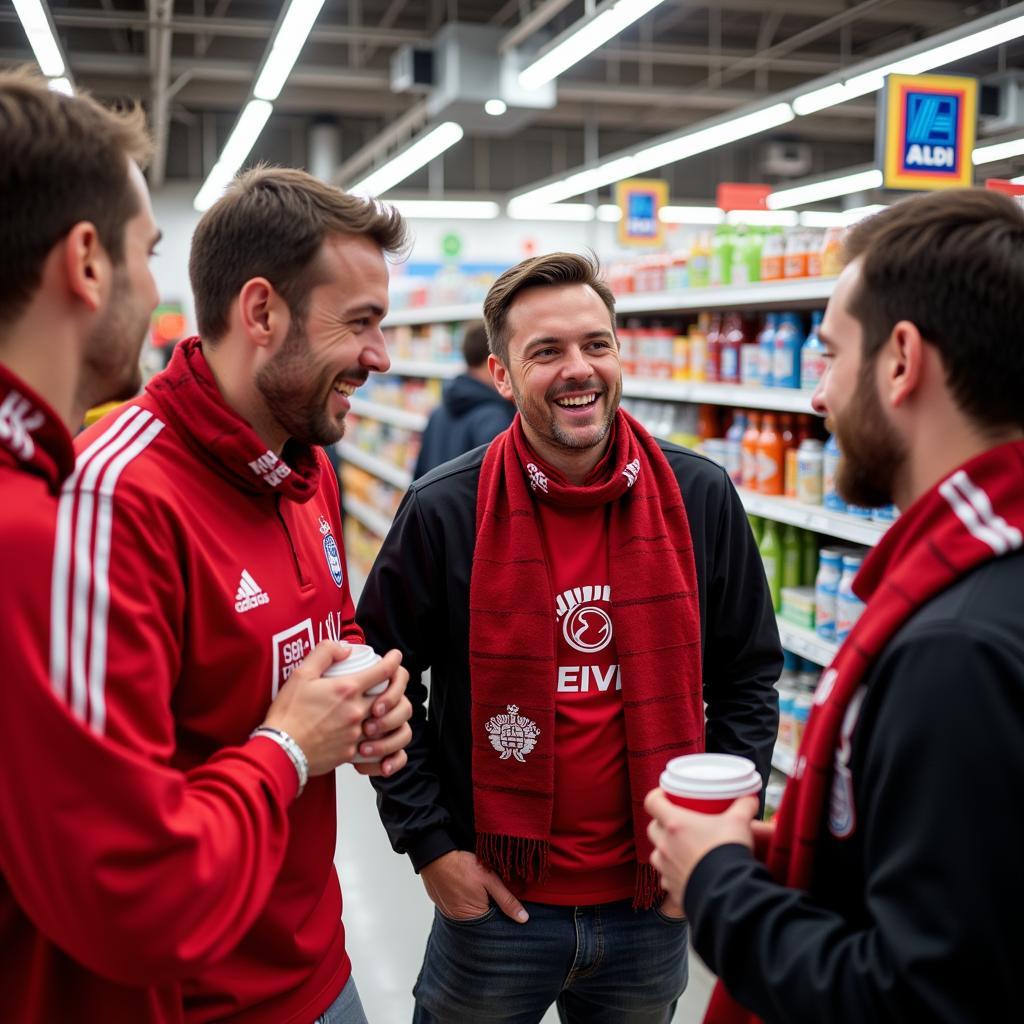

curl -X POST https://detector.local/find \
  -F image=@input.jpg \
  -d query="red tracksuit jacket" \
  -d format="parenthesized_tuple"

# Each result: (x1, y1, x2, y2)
(1, 359, 298, 1023)
(71, 338, 363, 1023)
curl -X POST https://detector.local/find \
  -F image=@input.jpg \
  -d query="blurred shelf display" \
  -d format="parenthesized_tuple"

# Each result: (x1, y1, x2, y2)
(338, 443, 412, 490)
(386, 359, 463, 380)
(739, 490, 886, 547)
(623, 377, 814, 413)
(348, 397, 428, 432)
(776, 618, 838, 667)
(342, 496, 393, 539)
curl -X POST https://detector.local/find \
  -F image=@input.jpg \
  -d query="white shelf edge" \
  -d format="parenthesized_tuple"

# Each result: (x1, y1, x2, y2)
(349, 397, 428, 432)
(777, 617, 838, 667)
(624, 377, 815, 413)
(383, 302, 482, 327)
(342, 495, 393, 539)
(386, 359, 463, 380)
(738, 489, 887, 546)
(338, 443, 412, 490)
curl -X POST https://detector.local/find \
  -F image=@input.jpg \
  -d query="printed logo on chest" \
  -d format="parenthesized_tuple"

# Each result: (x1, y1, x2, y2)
(555, 584, 620, 693)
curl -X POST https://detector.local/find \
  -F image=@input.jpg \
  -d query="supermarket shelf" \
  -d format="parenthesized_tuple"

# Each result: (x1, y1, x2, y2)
(777, 617, 838, 667)
(386, 359, 463, 380)
(616, 277, 835, 315)
(738, 490, 887, 546)
(380, 279, 835, 328)
(338, 443, 412, 490)
(623, 377, 815, 413)
(771, 746, 796, 777)
(342, 496, 393, 539)
(349, 397, 428, 432)
(384, 302, 482, 327)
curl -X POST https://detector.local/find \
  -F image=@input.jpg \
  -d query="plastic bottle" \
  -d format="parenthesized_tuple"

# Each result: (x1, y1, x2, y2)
(784, 230, 809, 279)
(672, 328, 689, 380)
(732, 227, 762, 285)
(796, 438, 825, 505)
(719, 312, 744, 385)
(741, 413, 761, 491)
(689, 313, 709, 381)
(800, 311, 827, 392)
(836, 553, 866, 643)
(820, 227, 845, 277)
(773, 313, 805, 389)
(704, 313, 723, 384)
(757, 412, 785, 495)
(697, 404, 721, 443)
(781, 414, 799, 498)
(782, 523, 803, 590)
(801, 529, 819, 586)
(757, 313, 778, 388)
(823, 434, 846, 512)
(776, 651, 800, 752)
(761, 227, 785, 281)
(712, 225, 735, 287)
(724, 411, 746, 486)
(759, 519, 783, 612)
(747, 514, 764, 546)
(815, 547, 844, 641)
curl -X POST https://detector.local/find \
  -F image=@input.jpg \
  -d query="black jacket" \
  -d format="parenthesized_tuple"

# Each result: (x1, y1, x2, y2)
(412, 374, 515, 479)
(358, 439, 782, 874)
(686, 549, 1024, 1023)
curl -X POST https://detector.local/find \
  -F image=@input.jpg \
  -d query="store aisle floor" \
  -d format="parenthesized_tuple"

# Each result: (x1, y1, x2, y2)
(335, 764, 715, 1024)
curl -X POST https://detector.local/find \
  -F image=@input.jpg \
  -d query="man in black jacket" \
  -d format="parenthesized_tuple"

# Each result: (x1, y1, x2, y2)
(358, 252, 781, 1023)
(646, 189, 1024, 1024)
(412, 321, 514, 478)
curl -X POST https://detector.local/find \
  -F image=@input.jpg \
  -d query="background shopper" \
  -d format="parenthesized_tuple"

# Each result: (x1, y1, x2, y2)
(647, 188, 1024, 1024)
(358, 252, 781, 1023)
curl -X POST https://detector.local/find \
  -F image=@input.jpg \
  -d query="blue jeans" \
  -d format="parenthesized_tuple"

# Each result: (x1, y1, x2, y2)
(413, 899, 689, 1024)
(313, 975, 368, 1024)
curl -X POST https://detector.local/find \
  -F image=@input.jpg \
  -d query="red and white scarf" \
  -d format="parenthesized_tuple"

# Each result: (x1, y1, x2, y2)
(706, 440, 1024, 1023)
(469, 409, 704, 908)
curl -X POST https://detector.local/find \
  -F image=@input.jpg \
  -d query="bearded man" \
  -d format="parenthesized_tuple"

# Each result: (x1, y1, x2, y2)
(646, 189, 1024, 1024)
(357, 251, 782, 1023)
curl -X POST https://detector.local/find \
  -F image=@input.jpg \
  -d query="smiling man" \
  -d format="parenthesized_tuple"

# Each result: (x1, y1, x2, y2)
(72, 167, 413, 1024)
(357, 252, 781, 1023)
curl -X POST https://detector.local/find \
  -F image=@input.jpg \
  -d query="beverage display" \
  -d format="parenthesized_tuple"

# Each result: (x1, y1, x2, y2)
(814, 548, 845, 642)
(800, 311, 827, 392)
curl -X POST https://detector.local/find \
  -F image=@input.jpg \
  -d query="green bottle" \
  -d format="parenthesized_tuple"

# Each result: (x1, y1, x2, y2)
(747, 514, 764, 546)
(801, 529, 819, 586)
(712, 225, 735, 287)
(782, 523, 802, 590)
(759, 519, 783, 611)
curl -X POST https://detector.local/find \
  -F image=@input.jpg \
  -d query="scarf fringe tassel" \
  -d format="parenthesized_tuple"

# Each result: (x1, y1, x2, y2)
(633, 863, 662, 910)
(476, 833, 549, 883)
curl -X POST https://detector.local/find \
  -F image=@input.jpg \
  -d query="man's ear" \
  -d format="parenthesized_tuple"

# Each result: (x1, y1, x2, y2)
(489, 353, 514, 401)
(236, 277, 289, 350)
(883, 320, 924, 410)
(62, 222, 107, 313)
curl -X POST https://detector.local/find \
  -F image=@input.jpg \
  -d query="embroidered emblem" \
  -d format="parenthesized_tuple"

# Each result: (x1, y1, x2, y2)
(247, 449, 292, 487)
(318, 515, 332, 536)
(622, 458, 641, 488)
(323, 532, 344, 588)
(0, 390, 45, 461)
(526, 462, 549, 493)
(486, 704, 540, 762)
(829, 685, 867, 839)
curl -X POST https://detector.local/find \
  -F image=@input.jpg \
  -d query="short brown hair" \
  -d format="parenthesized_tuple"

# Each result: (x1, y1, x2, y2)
(844, 188, 1024, 431)
(0, 67, 151, 325)
(483, 252, 617, 365)
(189, 166, 409, 341)
(461, 322, 490, 368)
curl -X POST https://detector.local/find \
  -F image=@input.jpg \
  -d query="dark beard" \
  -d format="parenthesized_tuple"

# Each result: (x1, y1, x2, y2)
(834, 359, 906, 508)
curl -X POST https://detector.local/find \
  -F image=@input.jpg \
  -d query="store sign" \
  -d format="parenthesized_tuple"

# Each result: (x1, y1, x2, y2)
(616, 179, 668, 247)
(716, 182, 771, 212)
(880, 73, 978, 191)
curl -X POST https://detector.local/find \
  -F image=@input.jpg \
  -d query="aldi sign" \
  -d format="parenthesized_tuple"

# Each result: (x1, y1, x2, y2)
(881, 74, 978, 191)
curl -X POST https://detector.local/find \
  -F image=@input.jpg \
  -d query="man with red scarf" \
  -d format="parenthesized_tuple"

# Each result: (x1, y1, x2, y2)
(357, 252, 782, 1021)
(646, 189, 1024, 1023)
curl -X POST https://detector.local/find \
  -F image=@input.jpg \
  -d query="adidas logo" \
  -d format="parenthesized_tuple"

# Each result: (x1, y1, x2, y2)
(234, 570, 270, 613)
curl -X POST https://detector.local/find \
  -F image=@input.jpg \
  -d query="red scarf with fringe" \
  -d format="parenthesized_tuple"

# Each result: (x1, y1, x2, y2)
(469, 409, 703, 909)
(706, 441, 1024, 1023)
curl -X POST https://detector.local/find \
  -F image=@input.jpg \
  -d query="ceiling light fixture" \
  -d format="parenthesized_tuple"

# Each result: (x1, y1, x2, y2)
(519, 0, 668, 90)
(389, 199, 500, 219)
(973, 135, 1024, 164)
(13, 0, 67, 79)
(506, 202, 597, 222)
(767, 168, 883, 210)
(658, 206, 725, 225)
(193, 100, 274, 211)
(349, 122, 464, 198)
(484, 99, 507, 116)
(253, 0, 327, 101)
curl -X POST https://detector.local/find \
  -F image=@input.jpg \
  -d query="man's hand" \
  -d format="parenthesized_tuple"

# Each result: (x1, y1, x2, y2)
(353, 659, 413, 778)
(420, 850, 529, 924)
(644, 789, 759, 903)
(261, 642, 403, 776)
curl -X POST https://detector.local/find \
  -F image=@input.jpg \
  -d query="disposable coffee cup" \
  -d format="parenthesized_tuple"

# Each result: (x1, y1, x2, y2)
(323, 644, 385, 763)
(660, 753, 762, 814)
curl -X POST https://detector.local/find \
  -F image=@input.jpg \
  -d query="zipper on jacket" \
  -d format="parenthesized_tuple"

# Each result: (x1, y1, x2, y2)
(275, 496, 310, 587)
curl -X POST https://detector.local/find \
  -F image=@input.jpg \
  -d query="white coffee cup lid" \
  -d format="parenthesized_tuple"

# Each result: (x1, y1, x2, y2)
(323, 644, 382, 677)
(660, 753, 762, 800)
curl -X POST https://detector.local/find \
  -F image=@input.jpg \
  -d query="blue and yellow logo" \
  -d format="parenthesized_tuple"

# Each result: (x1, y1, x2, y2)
(882, 74, 977, 191)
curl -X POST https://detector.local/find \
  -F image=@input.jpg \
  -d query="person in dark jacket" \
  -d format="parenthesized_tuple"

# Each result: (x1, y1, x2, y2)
(646, 189, 1024, 1024)
(412, 321, 514, 478)
(358, 252, 781, 1023)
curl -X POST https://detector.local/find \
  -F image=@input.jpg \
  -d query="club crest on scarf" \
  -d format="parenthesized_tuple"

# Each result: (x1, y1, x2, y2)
(526, 462, 549, 493)
(486, 704, 540, 762)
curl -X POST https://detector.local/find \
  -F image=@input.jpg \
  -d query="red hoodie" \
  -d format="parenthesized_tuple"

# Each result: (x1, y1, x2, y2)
(71, 338, 360, 1022)
(0, 358, 308, 1023)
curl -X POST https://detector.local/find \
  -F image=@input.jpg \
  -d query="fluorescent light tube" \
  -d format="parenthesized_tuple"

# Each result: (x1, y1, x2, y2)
(389, 200, 500, 219)
(597, 204, 622, 222)
(254, 0, 327, 101)
(519, 0, 667, 90)
(768, 169, 883, 210)
(484, 99, 507, 116)
(350, 122, 464, 198)
(13, 0, 65, 77)
(193, 99, 274, 211)
(48, 76, 74, 96)
(726, 209, 799, 227)
(973, 136, 1024, 164)
(659, 206, 725, 225)
(506, 201, 597, 222)
(799, 211, 850, 228)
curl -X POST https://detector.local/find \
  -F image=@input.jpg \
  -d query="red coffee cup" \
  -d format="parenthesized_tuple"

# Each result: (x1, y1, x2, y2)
(660, 753, 762, 813)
